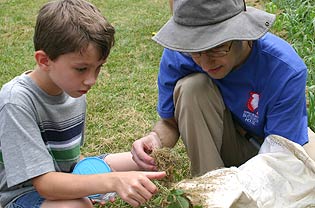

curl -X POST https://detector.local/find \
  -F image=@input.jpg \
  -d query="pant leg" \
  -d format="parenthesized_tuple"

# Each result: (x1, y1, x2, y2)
(6, 190, 44, 208)
(220, 111, 258, 168)
(173, 73, 257, 176)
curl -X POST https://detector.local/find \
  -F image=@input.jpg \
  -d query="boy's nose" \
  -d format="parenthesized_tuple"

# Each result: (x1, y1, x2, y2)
(83, 72, 97, 86)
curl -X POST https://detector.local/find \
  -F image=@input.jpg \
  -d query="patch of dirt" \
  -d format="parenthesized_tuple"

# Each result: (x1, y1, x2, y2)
(175, 169, 239, 208)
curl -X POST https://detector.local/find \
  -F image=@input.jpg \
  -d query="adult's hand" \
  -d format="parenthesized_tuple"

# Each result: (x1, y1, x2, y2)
(131, 132, 162, 171)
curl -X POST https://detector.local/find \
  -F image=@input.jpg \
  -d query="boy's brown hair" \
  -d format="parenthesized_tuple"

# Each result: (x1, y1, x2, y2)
(34, 0, 115, 61)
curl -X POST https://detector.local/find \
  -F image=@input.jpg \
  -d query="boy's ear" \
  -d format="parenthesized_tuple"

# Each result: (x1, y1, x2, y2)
(34, 50, 50, 70)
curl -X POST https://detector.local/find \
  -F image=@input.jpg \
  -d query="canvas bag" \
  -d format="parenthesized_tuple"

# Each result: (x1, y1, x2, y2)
(176, 135, 315, 207)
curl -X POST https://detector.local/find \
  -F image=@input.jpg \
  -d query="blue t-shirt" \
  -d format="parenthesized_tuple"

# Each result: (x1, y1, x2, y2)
(157, 33, 308, 145)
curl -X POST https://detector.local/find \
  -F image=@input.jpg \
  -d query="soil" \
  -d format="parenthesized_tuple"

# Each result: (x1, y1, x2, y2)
(175, 169, 239, 208)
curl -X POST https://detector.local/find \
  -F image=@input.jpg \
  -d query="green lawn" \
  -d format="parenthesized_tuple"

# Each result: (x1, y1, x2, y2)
(0, 0, 314, 207)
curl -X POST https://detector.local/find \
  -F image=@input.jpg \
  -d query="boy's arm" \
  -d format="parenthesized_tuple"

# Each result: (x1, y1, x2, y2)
(32, 172, 107, 200)
(32, 170, 165, 206)
(105, 152, 141, 171)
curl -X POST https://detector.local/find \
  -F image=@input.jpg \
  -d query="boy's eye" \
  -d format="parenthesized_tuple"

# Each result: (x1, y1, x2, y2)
(76, 67, 87, 72)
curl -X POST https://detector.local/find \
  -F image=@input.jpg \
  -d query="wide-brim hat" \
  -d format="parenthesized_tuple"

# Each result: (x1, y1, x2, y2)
(152, 0, 276, 52)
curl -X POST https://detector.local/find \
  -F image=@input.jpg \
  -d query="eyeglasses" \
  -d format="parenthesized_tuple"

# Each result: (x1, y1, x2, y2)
(182, 41, 234, 58)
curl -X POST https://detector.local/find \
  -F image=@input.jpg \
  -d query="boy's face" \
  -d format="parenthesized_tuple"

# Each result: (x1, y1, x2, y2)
(46, 44, 106, 98)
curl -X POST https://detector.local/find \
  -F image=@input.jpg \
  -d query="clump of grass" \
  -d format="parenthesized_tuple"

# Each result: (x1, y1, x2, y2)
(144, 147, 196, 208)
(150, 147, 178, 187)
(98, 146, 192, 208)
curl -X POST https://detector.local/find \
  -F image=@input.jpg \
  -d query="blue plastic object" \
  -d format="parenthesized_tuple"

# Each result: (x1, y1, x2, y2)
(72, 157, 115, 201)
(72, 157, 111, 175)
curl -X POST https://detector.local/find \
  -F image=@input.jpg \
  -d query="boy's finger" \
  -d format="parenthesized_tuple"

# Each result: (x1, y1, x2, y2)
(143, 171, 166, 179)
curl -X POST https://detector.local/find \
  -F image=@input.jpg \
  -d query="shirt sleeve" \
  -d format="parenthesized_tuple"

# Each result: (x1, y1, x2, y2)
(0, 103, 55, 187)
(265, 68, 308, 145)
(157, 48, 205, 118)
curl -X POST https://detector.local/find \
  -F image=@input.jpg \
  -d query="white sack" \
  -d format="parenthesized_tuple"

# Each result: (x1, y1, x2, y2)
(175, 135, 315, 208)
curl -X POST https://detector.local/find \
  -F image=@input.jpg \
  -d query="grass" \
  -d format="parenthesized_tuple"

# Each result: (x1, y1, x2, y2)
(0, 0, 314, 207)
(264, 0, 315, 130)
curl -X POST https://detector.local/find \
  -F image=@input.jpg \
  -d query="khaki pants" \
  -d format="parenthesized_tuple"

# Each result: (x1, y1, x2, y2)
(173, 73, 315, 176)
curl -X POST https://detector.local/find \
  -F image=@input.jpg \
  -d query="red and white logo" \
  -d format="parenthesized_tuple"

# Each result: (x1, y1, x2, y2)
(247, 92, 260, 113)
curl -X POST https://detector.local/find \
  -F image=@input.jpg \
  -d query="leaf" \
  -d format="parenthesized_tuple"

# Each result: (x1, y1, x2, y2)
(168, 202, 179, 208)
(167, 194, 175, 203)
(152, 196, 163, 205)
(176, 195, 190, 208)
(170, 189, 185, 196)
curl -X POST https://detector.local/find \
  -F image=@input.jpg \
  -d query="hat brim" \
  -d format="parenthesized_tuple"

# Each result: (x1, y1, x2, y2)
(152, 7, 276, 52)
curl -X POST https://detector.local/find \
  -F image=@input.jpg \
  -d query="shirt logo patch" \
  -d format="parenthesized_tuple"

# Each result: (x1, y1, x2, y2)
(247, 92, 260, 113)
(242, 111, 259, 125)
(243, 92, 260, 126)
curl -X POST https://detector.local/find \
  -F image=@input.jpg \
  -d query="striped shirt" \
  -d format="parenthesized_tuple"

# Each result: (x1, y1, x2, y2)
(0, 73, 86, 206)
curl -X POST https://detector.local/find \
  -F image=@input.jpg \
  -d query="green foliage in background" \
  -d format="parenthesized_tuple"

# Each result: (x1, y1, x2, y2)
(265, 0, 315, 85)
(264, 0, 315, 130)
(0, 0, 314, 207)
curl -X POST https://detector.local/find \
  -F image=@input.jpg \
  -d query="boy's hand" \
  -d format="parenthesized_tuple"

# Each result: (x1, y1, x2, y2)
(113, 171, 166, 207)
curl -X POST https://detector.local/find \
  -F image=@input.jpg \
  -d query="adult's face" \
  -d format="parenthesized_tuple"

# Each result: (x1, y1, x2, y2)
(191, 41, 252, 79)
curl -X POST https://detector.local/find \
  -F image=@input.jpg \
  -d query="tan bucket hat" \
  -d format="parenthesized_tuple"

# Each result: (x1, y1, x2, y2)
(152, 0, 276, 52)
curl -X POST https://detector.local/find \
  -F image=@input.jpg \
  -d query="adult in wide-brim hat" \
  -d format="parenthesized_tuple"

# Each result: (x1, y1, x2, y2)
(153, 0, 276, 52)
(131, 0, 314, 181)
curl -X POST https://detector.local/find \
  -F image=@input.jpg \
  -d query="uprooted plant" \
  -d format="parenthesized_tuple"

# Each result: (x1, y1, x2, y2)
(143, 147, 203, 208)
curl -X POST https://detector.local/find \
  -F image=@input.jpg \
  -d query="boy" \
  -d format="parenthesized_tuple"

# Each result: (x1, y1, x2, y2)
(0, 0, 165, 207)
